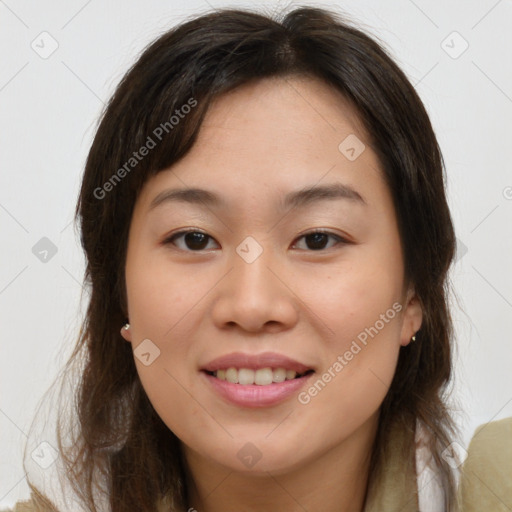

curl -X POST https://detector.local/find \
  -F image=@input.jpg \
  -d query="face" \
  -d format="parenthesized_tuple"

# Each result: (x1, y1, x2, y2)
(121, 76, 422, 477)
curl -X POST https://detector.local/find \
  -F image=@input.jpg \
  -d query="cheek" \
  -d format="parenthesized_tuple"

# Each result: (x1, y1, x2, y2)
(297, 254, 403, 344)
(296, 274, 403, 439)
(299, 343, 399, 444)
(125, 254, 213, 440)
(294, 254, 403, 422)
(125, 251, 208, 339)
(135, 356, 213, 448)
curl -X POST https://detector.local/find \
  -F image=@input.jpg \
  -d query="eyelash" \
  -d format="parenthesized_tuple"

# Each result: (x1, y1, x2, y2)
(162, 229, 349, 252)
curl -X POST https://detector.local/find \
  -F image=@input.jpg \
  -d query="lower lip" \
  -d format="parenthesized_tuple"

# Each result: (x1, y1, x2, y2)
(202, 371, 314, 408)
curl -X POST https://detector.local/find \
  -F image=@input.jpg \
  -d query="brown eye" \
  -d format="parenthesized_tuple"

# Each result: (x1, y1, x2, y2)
(164, 230, 218, 251)
(293, 231, 346, 251)
(164, 229, 347, 252)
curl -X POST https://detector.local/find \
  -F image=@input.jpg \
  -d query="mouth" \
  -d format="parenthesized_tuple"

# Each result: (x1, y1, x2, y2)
(203, 367, 315, 386)
(201, 366, 316, 408)
(200, 352, 316, 406)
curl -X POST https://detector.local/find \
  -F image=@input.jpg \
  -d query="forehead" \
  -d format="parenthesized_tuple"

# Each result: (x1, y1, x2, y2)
(200, 75, 369, 150)
(221, 74, 355, 109)
(136, 75, 387, 214)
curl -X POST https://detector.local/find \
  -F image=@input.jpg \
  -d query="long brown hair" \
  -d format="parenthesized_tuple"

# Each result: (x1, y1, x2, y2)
(24, 6, 459, 511)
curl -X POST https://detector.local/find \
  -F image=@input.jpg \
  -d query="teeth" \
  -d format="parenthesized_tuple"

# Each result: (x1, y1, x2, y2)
(225, 367, 238, 384)
(254, 368, 273, 385)
(286, 369, 296, 380)
(239, 368, 255, 385)
(214, 367, 303, 385)
(273, 368, 286, 382)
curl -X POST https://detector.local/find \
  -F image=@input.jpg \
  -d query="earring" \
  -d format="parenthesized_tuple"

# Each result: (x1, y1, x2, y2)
(411, 333, 416, 342)
(123, 323, 130, 330)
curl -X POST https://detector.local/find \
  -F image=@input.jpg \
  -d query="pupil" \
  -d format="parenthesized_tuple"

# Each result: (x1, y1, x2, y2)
(307, 233, 327, 250)
(183, 232, 329, 250)
(185, 232, 208, 250)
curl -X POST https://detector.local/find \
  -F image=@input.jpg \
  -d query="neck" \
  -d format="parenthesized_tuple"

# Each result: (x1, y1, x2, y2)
(182, 413, 379, 512)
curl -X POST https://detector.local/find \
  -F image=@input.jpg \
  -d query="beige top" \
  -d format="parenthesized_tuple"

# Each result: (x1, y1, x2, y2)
(458, 416, 512, 511)
(6, 417, 512, 512)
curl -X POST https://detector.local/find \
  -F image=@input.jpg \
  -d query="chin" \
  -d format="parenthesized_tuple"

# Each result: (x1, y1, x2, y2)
(203, 436, 313, 476)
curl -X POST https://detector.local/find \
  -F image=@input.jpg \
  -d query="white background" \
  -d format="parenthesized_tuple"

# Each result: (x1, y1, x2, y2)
(1, 0, 511, 507)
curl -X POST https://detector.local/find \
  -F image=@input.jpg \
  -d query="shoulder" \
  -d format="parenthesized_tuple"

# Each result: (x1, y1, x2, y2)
(1, 499, 36, 512)
(3, 492, 57, 512)
(7, 494, 177, 512)
(459, 416, 512, 511)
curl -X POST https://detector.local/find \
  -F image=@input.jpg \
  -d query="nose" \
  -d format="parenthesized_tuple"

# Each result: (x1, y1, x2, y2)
(210, 243, 299, 334)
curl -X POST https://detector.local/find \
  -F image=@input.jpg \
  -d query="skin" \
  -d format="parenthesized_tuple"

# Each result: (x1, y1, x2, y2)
(120, 75, 423, 512)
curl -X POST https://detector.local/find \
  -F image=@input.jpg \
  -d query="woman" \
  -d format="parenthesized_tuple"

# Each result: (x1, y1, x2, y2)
(15, 5, 465, 511)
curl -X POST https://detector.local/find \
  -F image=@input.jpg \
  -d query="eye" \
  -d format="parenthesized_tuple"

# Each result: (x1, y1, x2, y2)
(292, 230, 347, 251)
(163, 230, 219, 251)
(163, 229, 348, 252)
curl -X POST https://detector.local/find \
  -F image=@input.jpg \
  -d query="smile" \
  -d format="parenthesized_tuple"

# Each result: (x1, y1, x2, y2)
(202, 370, 315, 408)
(205, 367, 314, 385)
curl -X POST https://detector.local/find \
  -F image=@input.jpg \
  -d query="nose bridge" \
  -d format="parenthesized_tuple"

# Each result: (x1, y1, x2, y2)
(231, 234, 277, 298)
(211, 234, 297, 331)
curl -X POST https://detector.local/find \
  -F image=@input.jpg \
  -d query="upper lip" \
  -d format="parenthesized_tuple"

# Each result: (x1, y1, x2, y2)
(200, 352, 314, 374)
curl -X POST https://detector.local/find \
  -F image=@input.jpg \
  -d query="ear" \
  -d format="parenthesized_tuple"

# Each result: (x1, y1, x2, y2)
(120, 325, 133, 343)
(400, 285, 423, 347)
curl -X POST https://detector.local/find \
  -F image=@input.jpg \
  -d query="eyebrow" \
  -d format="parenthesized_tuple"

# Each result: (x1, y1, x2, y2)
(148, 182, 366, 212)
